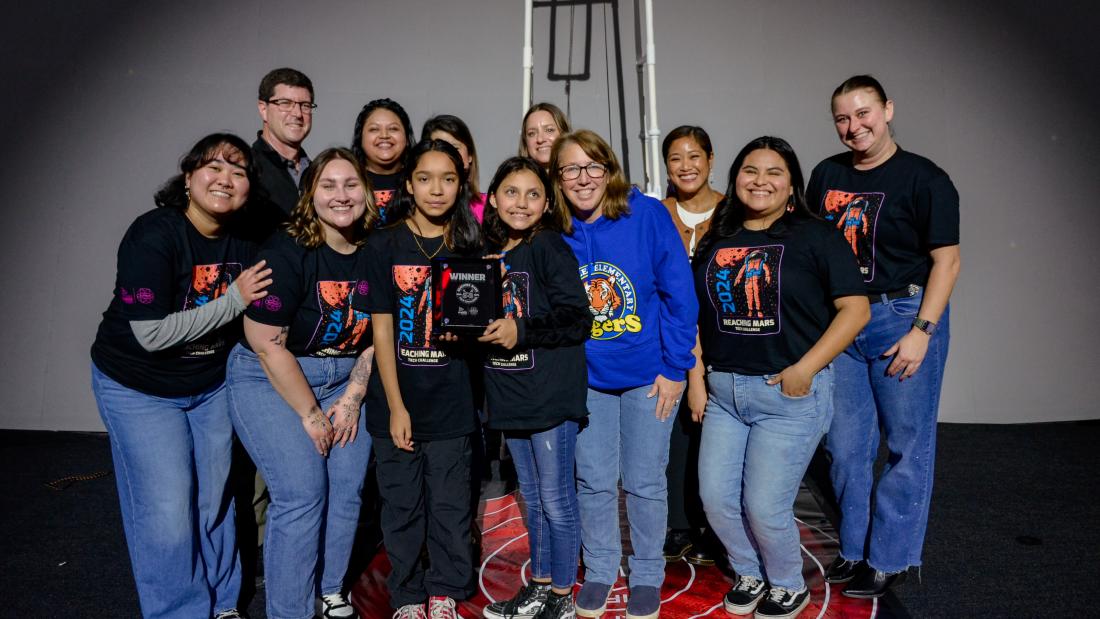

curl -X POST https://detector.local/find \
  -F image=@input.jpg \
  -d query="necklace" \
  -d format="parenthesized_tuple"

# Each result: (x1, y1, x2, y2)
(408, 219, 446, 260)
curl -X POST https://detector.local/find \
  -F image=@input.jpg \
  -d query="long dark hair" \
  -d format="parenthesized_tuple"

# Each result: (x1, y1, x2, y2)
(350, 98, 415, 171)
(421, 114, 481, 195)
(154, 132, 257, 211)
(482, 157, 563, 252)
(694, 136, 813, 266)
(662, 125, 714, 199)
(391, 139, 481, 255)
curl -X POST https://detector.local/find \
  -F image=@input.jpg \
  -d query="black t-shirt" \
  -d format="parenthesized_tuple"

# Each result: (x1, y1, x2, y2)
(363, 222, 478, 440)
(806, 148, 960, 295)
(91, 207, 258, 396)
(695, 220, 865, 375)
(483, 231, 590, 431)
(368, 171, 401, 227)
(244, 231, 372, 357)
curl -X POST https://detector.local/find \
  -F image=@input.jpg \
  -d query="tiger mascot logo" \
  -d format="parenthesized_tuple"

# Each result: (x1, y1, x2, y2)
(578, 262, 641, 340)
(585, 276, 621, 324)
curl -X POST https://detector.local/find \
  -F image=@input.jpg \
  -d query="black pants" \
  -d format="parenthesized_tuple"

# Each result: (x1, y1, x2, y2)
(665, 402, 708, 532)
(374, 435, 474, 607)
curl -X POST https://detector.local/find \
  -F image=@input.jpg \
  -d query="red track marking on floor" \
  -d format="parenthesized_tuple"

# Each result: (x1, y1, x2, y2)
(350, 487, 899, 618)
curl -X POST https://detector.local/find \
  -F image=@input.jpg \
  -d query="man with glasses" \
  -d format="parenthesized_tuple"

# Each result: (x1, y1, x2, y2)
(252, 67, 316, 229)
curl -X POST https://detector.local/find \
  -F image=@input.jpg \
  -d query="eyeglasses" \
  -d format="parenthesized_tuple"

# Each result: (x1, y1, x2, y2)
(558, 162, 607, 181)
(266, 98, 318, 114)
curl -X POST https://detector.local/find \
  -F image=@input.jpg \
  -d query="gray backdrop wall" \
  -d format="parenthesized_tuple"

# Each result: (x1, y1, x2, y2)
(3, 0, 1097, 431)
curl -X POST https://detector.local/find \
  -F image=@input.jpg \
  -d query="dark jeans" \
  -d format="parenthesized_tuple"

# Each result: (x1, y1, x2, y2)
(373, 436, 474, 607)
(665, 401, 708, 533)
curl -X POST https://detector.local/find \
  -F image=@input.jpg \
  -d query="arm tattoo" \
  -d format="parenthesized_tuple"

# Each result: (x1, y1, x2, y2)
(269, 326, 289, 347)
(349, 350, 374, 385)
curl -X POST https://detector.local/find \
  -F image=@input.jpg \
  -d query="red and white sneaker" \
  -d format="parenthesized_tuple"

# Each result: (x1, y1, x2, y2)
(429, 596, 461, 619)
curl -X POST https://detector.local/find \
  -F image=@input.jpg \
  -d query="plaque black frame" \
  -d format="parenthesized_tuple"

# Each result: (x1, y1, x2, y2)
(431, 257, 503, 335)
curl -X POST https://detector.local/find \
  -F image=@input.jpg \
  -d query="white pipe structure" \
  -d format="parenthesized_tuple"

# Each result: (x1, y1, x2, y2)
(522, 0, 534, 115)
(642, 0, 661, 197)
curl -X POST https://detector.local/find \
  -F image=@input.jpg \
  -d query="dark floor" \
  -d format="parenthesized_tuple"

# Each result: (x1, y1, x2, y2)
(2, 421, 1098, 618)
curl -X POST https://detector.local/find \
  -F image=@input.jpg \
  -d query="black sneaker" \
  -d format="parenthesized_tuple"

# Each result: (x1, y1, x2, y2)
(722, 574, 766, 615)
(662, 529, 693, 562)
(484, 582, 551, 619)
(753, 586, 809, 619)
(533, 591, 576, 619)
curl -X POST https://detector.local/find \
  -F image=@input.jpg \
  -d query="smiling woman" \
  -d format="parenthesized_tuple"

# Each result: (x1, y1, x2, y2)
(550, 129, 698, 619)
(225, 147, 378, 619)
(351, 99, 416, 226)
(89, 132, 271, 619)
(808, 75, 961, 600)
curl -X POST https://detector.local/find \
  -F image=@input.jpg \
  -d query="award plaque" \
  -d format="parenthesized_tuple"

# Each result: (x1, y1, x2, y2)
(431, 257, 503, 335)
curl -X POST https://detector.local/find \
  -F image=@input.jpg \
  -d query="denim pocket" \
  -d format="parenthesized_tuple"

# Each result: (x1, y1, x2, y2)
(762, 374, 814, 400)
(888, 292, 922, 317)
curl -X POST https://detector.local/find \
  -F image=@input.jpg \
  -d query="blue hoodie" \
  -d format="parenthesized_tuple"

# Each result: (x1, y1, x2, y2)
(563, 188, 699, 390)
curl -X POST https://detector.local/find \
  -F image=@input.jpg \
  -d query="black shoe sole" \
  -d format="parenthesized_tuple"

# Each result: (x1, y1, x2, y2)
(663, 544, 692, 562)
(823, 573, 857, 584)
(684, 555, 715, 567)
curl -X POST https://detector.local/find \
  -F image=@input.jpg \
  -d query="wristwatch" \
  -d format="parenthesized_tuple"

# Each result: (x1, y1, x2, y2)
(912, 318, 937, 335)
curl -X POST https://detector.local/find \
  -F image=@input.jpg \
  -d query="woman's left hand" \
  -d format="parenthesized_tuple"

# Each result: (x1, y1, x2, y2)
(327, 392, 362, 448)
(766, 363, 815, 397)
(647, 374, 685, 421)
(882, 329, 930, 380)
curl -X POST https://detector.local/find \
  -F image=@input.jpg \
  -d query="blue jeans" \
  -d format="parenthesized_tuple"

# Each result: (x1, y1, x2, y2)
(226, 345, 371, 619)
(91, 362, 240, 619)
(506, 420, 581, 589)
(576, 386, 676, 588)
(698, 368, 833, 591)
(824, 293, 950, 573)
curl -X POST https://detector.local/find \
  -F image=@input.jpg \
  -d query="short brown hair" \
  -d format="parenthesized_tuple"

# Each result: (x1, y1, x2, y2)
(287, 148, 376, 248)
(550, 130, 631, 234)
(258, 67, 314, 102)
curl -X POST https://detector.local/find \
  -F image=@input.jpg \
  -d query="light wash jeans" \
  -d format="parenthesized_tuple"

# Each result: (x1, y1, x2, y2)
(226, 344, 371, 619)
(699, 367, 834, 591)
(506, 420, 581, 589)
(91, 362, 241, 619)
(576, 385, 676, 588)
(825, 292, 950, 573)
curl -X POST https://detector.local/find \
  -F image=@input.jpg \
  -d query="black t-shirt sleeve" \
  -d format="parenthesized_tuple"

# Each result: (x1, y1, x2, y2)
(519, 233, 590, 350)
(245, 235, 305, 327)
(917, 173, 960, 247)
(114, 220, 179, 322)
(816, 226, 867, 299)
(364, 234, 394, 313)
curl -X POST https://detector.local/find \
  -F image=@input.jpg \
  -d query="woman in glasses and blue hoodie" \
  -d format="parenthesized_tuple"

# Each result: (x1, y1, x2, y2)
(550, 129, 698, 619)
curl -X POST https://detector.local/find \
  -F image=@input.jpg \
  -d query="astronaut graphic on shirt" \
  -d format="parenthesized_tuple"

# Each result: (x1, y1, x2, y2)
(182, 262, 243, 356)
(820, 190, 883, 280)
(308, 280, 371, 357)
(487, 271, 533, 370)
(705, 246, 781, 335)
(393, 265, 447, 366)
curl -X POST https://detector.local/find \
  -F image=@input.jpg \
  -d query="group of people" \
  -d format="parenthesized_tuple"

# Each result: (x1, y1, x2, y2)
(90, 67, 959, 619)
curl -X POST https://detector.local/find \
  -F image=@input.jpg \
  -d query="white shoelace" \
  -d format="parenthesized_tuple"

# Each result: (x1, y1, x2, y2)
(735, 575, 763, 592)
(430, 597, 457, 619)
(394, 604, 427, 619)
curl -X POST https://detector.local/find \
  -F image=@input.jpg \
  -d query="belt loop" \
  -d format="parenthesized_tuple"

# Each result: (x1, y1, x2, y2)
(879, 293, 890, 304)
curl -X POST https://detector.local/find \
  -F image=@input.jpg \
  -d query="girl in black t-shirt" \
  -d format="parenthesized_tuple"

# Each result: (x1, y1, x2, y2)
(688, 137, 869, 619)
(352, 98, 415, 227)
(807, 75, 961, 598)
(478, 158, 590, 619)
(364, 140, 482, 619)
(90, 133, 271, 619)
(226, 148, 376, 619)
